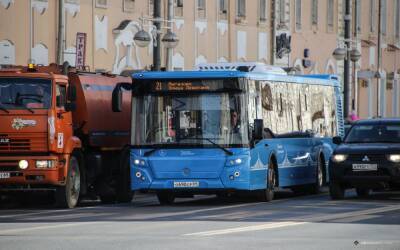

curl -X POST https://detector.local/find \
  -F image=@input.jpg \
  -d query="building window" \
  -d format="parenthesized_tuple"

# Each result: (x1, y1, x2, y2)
(95, 0, 107, 8)
(259, 0, 267, 22)
(382, 0, 387, 36)
(65, 0, 79, 4)
(370, 0, 376, 33)
(123, 0, 135, 12)
(311, 0, 318, 26)
(395, 0, 400, 39)
(237, 0, 246, 18)
(174, 0, 183, 17)
(295, 0, 301, 30)
(219, 0, 228, 20)
(279, 0, 285, 25)
(149, 0, 154, 16)
(327, 0, 334, 31)
(197, 0, 206, 19)
(355, 0, 361, 33)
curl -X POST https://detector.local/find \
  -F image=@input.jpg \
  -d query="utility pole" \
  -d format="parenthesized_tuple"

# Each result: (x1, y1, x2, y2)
(166, 0, 173, 71)
(153, 0, 161, 71)
(343, 0, 351, 119)
(57, 0, 65, 65)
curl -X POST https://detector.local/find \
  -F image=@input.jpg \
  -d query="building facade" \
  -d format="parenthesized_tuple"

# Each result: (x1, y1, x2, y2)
(0, 0, 399, 119)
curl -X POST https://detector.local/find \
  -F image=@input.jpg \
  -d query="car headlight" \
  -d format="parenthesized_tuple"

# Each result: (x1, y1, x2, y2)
(36, 160, 56, 168)
(387, 154, 400, 163)
(331, 154, 347, 163)
(18, 160, 29, 169)
(133, 159, 146, 166)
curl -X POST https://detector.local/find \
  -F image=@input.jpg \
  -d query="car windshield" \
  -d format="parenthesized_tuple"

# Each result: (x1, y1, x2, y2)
(345, 124, 400, 143)
(132, 93, 249, 147)
(0, 78, 52, 110)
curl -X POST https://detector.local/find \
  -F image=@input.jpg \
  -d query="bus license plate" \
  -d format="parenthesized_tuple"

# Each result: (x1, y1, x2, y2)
(174, 181, 199, 188)
(352, 164, 378, 171)
(0, 172, 10, 179)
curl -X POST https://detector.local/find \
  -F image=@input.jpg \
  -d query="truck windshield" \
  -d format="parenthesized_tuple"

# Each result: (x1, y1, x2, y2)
(0, 78, 52, 110)
(132, 80, 248, 148)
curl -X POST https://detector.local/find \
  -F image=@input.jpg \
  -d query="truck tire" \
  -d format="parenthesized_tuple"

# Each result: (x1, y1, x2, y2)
(55, 156, 81, 208)
(116, 150, 134, 203)
(258, 161, 276, 202)
(329, 182, 345, 200)
(157, 192, 175, 205)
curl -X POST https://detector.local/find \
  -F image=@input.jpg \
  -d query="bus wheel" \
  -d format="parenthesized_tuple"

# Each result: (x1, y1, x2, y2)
(156, 192, 175, 205)
(356, 188, 370, 198)
(310, 156, 325, 194)
(329, 182, 345, 200)
(55, 156, 81, 208)
(259, 162, 276, 202)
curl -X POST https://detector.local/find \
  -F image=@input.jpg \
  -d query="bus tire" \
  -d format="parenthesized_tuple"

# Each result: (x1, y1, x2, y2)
(259, 161, 276, 202)
(116, 150, 134, 203)
(310, 156, 325, 194)
(329, 182, 345, 200)
(55, 155, 81, 208)
(156, 192, 175, 205)
(356, 188, 370, 198)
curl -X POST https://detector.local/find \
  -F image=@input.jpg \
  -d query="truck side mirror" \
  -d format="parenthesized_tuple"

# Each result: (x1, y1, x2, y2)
(67, 85, 77, 102)
(112, 82, 132, 112)
(332, 136, 342, 145)
(253, 119, 264, 141)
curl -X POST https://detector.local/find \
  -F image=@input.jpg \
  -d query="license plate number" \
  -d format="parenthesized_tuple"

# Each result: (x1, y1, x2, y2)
(0, 172, 10, 179)
(352, 164, 378, 171)
(173, 181, 199, 188)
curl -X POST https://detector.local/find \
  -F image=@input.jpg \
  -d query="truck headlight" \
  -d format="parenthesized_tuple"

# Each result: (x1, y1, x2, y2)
(387, 154, 400, 163)
(36, 160, 56, 168)
(18, 160, 29, 169)
(331, 154, 347, 163)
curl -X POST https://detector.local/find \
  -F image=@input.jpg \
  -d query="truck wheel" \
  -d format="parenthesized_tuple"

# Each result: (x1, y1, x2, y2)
(356, 188, 370, 198)
(55, 156, 81, 208)
(259, 161, 276, 202)
(329, 182, 345, 200)
(156, 192, 175, 205)
(116, 151, 134, 203)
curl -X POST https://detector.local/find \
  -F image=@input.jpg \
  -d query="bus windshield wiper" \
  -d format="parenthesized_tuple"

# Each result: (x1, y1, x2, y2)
(144, 145, 161, 157)
(180, 137, 233, 155)
(0, 103, 9, 113)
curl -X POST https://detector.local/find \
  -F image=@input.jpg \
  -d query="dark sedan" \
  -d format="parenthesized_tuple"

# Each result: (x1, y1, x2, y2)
(329, 119, 400, 199)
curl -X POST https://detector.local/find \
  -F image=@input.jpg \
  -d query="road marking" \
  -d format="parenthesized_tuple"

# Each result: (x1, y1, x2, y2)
(0, 222, 101, 235)
(184, 221, 307, 236)
(330, 214, 380, 223)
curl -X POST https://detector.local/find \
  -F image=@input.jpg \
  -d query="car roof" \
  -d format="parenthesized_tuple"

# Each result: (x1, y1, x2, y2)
(353, 118, 400, 125)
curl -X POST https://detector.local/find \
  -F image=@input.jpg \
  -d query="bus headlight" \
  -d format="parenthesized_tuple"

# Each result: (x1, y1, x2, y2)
(331, 154, 347, 163)
(387, 154, 400, 163)
(229, 158, 243, 166)
(133, 159, 146, 166)
(36, 160, 56, 168)
(18, 160, 29, 169)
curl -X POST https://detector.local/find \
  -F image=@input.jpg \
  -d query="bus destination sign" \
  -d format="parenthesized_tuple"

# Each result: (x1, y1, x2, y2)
(154, 81, 210, 92)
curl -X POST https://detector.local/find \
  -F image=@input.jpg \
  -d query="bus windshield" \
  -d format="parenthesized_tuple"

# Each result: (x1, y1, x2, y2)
(133, 90, 249, 148)
(0, 78, 52, 110)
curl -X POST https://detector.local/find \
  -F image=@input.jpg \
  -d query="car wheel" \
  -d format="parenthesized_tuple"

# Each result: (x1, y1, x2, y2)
(329, 182, 345, 200)
(157, 192, 175, 205)
(55, 156, 81, 208)
(356, 188, 370, 198)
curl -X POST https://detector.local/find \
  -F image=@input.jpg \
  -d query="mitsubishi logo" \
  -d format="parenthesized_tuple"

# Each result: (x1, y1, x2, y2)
(362, 155, 370, 162)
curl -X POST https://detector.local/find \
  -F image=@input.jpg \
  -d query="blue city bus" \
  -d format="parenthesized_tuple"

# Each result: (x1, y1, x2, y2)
(116, 63, 344, 204)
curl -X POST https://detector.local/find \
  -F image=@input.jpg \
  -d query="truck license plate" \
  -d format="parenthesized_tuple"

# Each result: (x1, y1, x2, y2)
(352, 164, 378, 171)
(173, 181, 199, 188)
(0, 172, 10, 179)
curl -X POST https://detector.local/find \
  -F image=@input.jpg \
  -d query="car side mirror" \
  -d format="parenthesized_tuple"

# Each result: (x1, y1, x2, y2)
(253, 119, 264, 141)
(332, 136, 342, 145)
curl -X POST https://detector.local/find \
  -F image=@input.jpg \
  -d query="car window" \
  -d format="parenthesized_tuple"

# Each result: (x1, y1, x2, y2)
(345, 124, 400, 143)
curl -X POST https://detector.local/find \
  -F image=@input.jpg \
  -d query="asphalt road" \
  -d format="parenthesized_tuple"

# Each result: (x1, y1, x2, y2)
(0, 189, 399, 250)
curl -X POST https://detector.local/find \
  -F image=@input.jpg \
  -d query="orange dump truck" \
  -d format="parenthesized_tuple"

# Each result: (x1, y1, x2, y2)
(0, 64, 132, 208)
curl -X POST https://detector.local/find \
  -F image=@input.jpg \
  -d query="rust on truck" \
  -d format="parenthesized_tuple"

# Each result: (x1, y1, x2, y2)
(0, 64, 132, 208)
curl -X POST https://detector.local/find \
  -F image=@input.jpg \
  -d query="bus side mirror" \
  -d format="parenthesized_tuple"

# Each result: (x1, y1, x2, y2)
(253, 119, 264, 141)
(67, 85, 77, 102)
(112, 82, 132, 112)
(332, 136, 342, 145)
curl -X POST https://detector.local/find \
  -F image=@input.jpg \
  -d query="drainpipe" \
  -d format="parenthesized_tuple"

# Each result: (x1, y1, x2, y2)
(57, 0, 65, 65)
(271, 0, 276, 65)
(377, 0, 382, 117)
(166, 0, 173, 71)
